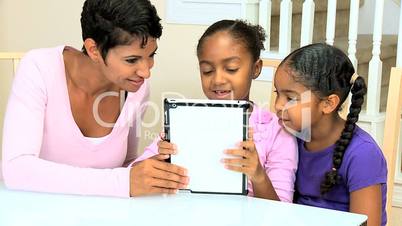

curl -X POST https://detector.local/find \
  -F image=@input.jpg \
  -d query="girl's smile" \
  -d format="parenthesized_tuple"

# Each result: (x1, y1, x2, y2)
(198, 31, 261, 101)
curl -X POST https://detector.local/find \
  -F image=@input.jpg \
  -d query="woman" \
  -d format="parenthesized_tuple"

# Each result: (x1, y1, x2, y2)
(2, 0, 188, 197)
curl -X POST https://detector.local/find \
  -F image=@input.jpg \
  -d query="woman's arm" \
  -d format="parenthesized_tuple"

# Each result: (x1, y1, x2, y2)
(350, 185, 382, 226)
(2, 51, 130, 197)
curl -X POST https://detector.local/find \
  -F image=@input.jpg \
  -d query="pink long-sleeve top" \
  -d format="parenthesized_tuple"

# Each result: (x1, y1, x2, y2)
(2, 46, 149, 197)
(140, 105, 298, 202)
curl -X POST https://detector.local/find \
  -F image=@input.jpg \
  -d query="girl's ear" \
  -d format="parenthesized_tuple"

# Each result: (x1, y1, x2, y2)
(252, 59, 263, 79)
(83, 38, 102, 63)
(321, 94, 341, 114)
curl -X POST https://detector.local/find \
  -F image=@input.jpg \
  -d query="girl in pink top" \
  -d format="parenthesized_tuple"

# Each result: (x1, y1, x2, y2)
(145, 20, 298, 202)
(2, 0, 188, 197)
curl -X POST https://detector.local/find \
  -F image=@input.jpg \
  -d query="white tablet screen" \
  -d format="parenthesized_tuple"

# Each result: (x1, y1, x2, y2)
(167, 101, 247, 194)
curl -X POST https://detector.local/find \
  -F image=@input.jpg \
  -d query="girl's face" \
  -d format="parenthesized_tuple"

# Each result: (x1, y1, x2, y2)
(198, 31, 261, 100)
(273, 65, 324, 134)
(99, 37, 158, 92)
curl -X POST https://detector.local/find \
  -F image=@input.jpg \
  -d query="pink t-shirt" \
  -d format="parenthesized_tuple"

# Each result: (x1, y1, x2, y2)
(2, 46, 149, 197)
(140, 105, 298, 202)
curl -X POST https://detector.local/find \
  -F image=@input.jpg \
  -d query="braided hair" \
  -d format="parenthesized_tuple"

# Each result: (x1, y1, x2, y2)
(197, 19, 266, 62)
(80, 0, 162, 60)
(280, 43, 367, 194)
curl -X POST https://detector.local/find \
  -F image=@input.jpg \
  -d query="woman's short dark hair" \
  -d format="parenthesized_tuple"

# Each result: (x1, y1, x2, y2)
(80, 0, 162, 60)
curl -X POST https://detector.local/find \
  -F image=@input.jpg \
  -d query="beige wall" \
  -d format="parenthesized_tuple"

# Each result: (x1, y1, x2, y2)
(0, 0, 272, 157)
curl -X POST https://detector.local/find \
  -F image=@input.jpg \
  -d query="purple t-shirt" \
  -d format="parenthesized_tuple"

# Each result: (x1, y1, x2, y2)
(295, 126, 387, 226)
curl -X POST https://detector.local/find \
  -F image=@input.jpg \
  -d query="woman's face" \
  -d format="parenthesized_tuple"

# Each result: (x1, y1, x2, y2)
(197, 31, 261, 100)
(100, 37, 158, 92)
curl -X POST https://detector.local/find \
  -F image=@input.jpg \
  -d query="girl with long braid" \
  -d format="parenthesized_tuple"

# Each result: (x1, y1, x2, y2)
(274, 43, 387, 226)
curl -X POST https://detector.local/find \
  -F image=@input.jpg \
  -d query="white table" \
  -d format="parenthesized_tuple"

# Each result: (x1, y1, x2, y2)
(0, 183, 367, 226)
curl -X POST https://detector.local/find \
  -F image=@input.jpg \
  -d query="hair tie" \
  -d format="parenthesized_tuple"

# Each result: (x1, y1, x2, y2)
(350, 73, 359, 85)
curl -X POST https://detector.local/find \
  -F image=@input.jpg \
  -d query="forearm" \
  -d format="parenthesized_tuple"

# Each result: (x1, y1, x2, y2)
(3, 155, 130, 197)
(251, 174, 280, 201)
(349, 185, 382, 226)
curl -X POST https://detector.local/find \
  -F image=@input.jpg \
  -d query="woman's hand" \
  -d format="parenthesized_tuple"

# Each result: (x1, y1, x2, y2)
(221, 129, 266, 183)
(128, 132, 188, 197)
(129, 158, 189, 196)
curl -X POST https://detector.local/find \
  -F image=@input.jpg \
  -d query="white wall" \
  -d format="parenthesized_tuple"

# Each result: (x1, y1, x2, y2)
(0, 0, 271, 156)
(358, 0, 400, 35)
(0, 0, 84, 50)
(3, 0, 399, 157)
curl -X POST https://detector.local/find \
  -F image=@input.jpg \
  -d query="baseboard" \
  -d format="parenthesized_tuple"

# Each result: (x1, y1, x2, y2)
(393, 183, 402, 207)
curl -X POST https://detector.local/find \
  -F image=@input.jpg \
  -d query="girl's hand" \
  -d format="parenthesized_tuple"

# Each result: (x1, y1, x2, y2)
(222, 129, 279, 200)
(222, 129, 266, 183)
(154, 132, 178, 161)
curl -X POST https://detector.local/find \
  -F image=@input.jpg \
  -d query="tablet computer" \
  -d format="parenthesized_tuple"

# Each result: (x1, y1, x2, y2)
(164, 98, 250, 195)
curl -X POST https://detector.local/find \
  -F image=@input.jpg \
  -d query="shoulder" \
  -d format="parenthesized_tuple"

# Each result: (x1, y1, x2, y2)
(12, 47, 64, 95)
(16, 46, 65, 83)
(342, 126, 387, 191)
(249, 104, 278, 129)
(352, 126, 380, 145)
(21, 46, 64, 65)
(250, 104, 276, 138)
(250, 104, 292, 138)
(251, 104, 297, 152)
(345, 126, 384, 161)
